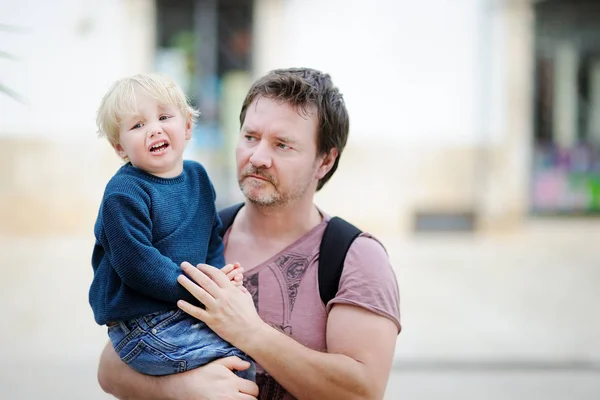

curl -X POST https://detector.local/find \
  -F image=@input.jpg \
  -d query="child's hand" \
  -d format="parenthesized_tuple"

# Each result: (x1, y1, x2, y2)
(221, 262, 244, 288)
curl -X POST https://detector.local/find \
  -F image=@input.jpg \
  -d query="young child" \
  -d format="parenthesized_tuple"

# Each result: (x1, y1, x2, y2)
(89, 73, 255, 379)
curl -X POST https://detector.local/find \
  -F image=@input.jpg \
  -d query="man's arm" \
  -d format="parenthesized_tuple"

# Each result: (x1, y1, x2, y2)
(177, 261, 399, 400)
(97, 342, 259, 400)
(246, 304, 396, 400)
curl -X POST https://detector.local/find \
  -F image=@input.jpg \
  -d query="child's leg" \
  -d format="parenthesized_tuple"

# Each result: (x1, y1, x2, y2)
(107, 311, 187, 376)
(108, 309, 255, 379)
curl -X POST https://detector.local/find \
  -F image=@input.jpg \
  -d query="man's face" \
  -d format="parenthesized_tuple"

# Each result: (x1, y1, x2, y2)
(236, 96, 323, 208)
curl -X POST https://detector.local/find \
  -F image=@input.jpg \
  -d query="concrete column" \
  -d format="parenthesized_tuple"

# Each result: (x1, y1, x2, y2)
(588, 60, 600, 147)
(478, 0, 534, 232)
(252, 0, 285, 76)
(552, 42, 579, 149)
(123, 0, 156, 73)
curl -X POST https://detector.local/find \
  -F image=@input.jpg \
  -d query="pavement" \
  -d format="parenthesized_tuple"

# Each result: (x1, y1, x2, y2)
(1, 217, 598, 399)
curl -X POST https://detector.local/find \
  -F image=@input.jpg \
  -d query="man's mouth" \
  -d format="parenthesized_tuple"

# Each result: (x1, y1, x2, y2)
(149, 141, 169, 153)
(248, 174, 266, 180)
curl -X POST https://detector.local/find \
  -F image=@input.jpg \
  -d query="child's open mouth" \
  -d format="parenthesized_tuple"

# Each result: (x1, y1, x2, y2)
(150, 141, 169, 153)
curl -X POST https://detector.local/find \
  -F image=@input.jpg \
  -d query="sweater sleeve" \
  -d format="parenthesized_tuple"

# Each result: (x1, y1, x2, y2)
(206, 212, 225, 268)
(100, 191, 198, 305)
(204, 177, 225, 269)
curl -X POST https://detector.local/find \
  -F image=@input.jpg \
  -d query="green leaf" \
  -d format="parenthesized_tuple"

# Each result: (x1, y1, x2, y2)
(0, 51, 18, 61)
(0, 83, 26, 104)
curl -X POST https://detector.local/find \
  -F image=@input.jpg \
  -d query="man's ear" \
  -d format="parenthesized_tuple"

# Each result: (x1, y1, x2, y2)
(113, 143, 128, 160)
(315, 148, 338, 180)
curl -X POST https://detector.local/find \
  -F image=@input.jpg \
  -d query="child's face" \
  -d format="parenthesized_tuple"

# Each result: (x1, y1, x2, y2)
(114, 91, 192, 178)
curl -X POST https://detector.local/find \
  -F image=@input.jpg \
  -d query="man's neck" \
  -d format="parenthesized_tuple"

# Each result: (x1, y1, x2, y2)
(238, 198, 323, 240)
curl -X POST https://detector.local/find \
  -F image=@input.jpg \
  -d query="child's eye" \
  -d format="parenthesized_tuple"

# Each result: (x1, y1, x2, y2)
(130, 122, 142, 130)
(159, 115, 171, 121)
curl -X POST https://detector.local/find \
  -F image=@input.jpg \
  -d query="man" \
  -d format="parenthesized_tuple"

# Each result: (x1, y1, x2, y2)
(98, 67, 401, 400)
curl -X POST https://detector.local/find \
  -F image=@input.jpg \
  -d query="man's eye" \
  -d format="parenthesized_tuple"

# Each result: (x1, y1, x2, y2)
(245, 135, 256, 142)
(277, 143, 290, 150)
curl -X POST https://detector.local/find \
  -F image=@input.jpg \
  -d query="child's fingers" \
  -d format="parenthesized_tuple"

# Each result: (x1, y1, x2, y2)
(221, 263, 235, 275)
(226, 268, 244, 282)
(220, 261, 243, 282)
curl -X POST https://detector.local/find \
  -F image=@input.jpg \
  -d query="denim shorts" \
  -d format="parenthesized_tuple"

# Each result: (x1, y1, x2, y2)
(108, 309, 255, 380)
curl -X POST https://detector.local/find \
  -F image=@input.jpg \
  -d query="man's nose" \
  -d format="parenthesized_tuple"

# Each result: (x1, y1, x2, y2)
(249, 141, 272, 169)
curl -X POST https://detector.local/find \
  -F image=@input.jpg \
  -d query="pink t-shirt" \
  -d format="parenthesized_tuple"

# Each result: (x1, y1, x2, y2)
(223, 215, 401, 400)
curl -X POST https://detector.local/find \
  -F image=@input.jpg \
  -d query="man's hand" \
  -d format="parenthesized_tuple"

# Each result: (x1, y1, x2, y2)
(177, 262, 263, 349)
(184, 357, 259, 400)
(98, 342, 259, 400)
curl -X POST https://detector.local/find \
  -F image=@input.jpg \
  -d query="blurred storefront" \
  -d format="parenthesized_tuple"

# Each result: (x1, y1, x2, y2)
(531, 0, 600, 215)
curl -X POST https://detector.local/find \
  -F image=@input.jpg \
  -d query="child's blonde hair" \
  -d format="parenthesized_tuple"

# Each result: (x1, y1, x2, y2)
(96, 73, 199, 146)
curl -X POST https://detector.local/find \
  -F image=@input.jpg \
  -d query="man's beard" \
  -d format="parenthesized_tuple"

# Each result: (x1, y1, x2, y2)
(238, 165, 310, 208)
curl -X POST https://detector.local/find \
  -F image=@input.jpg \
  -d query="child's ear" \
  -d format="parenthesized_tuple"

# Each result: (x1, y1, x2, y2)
(185, 114, 193, 140)
(113, 143, 128, 160)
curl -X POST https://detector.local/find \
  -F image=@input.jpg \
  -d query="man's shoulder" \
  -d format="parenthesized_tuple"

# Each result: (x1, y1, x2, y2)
(320, 213, 386, 256)
(350, 233, 387, 255)
(342, 231, 393, 279)
(333, 229, 401, 332)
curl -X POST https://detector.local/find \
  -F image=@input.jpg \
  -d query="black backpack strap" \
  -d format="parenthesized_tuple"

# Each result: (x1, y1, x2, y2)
(318, 217, 362, 306)
(218, 203, 245, 238)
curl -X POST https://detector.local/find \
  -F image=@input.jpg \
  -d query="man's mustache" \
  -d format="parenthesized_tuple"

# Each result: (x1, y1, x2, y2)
(240, 167, 276, 184)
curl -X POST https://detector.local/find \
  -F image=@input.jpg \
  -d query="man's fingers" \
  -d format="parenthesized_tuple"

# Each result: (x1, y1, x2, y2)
(236, 378, 259, 398)
(213, 356, 249, 371)
(177, 274, 214, 306)
(233, 371, 259, 397)
(237, 394, 258, 400)
(177, 299, 209, 321)
(212, 357, 258, 396)
(197, 263, 233, 287)
(180, 262, 221, 298)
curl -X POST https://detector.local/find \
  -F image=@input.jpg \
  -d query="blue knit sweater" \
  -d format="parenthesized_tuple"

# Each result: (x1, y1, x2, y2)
(89, 161, 225, 325)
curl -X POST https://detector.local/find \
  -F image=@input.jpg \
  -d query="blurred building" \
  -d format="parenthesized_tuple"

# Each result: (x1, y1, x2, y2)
(0, 0, 598, 237)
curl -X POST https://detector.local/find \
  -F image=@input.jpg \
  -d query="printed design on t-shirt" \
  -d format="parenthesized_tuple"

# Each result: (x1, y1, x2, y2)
(244, 273, 259, 312)
(257, 371, 286, 400)
(273, 253, 309, 313)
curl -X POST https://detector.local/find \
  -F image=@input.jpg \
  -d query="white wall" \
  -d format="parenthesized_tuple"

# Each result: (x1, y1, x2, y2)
(254, 0, 507, 147)
(0, 0, 154, 138)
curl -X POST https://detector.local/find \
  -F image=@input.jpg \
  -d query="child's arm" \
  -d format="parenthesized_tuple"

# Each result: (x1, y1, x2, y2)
(205, 210, 226, 268)
(100, 191, 199, 305)
(204, 171, 225, 269)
